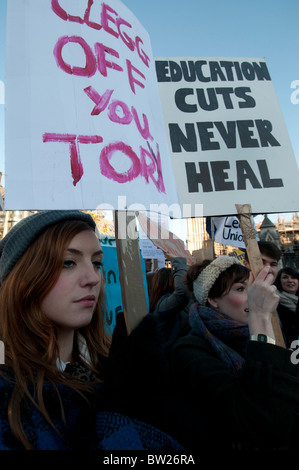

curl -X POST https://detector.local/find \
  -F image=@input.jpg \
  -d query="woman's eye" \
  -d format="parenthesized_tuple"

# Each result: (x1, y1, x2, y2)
(63, 259, 76, 268)
(93, 261, 103, 270)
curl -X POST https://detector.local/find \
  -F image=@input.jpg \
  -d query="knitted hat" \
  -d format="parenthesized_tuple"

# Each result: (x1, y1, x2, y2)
(0, 210, 96, 283)
(193, 256, 244, 305)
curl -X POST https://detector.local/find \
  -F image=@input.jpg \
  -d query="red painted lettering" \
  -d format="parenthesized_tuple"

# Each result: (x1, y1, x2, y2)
(108, 100, 132, 125)
(43, 134, 165, 192)
(101, 3, 118, 38)
(116, 18, 134, 51)
(135, 36, 150, 67)
(51, 0, 101, 30)
(43, 133, 103, 186)
(100, 142, 140, 183)
(94, 43, 123, 77)
(84, 86, 114, 116)
(140, 143, 166, 193)
(54, 36, 96, 77)
(131, 106, 153, 141)
(51, 1, 150, 68)
(126, 59, 146, 94)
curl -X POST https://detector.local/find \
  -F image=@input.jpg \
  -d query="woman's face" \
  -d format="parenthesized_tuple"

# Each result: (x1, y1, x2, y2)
(280, 272, 299, 295)
(208, 280, 250, 324)
(41, 230, 103, 333)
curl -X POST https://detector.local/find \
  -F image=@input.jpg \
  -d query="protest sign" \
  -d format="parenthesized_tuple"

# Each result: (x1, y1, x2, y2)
(137, 212, 193, 264)
(138, 221, 166, 268)
(101, 235, 149, 333)
(155, 57, 299, 217)
(5, 1, 179, 210)
(139, 237, 165, 269)
(101, 238, 123, 333)
(212, 215, 259, 249)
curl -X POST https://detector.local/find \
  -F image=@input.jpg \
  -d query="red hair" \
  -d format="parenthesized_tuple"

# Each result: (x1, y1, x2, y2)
(0, 219, 111, 448)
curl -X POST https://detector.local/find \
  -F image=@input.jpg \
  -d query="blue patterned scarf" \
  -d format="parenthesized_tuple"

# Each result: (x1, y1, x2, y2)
(189, 302, 249, 374)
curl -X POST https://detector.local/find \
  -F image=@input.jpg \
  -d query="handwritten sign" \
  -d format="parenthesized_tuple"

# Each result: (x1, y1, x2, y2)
(5, 1, 179, 210)
(155, 57, 299, 217)
(101, 237, 149, 333)
(212, 215, 259, 249)
(137, 212, 193, 264)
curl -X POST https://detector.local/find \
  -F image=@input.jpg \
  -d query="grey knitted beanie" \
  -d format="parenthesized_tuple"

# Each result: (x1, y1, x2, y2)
(0, 210, 96, 283)
(193, 256, 244, 305)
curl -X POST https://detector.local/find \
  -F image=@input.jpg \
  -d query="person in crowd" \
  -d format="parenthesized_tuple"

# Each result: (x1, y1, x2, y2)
(0, 211, 184, 451)
(146, 271, 155, 298)
(144, 258, 153, 273)
(104, 254, 203, 449)
(0, 210, 109, 449)
(170, 255, 299, 450)
(149, 254, 192, 355)
(274, 266, 299, 347)
(244, 240, 281, 280)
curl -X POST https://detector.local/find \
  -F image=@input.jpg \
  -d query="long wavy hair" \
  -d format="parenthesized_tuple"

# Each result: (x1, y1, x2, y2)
(0, 219, 111, 449)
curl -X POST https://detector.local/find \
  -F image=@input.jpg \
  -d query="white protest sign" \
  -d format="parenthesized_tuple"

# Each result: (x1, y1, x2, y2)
(212, 215, 259, 249)
(137, 212, 193, 264)
(155, 57, 299, 217)
(5, 1, 179, 210)
(138, 224, 166, 268)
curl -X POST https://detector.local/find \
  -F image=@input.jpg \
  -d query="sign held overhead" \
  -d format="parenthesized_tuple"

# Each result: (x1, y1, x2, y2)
(156, 57, 299, 217)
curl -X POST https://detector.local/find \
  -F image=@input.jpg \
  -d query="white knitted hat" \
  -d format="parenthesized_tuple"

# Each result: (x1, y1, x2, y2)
(193, 256, 244, 305)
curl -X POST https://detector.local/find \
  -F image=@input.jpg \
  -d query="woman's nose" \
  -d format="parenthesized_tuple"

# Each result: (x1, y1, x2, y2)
(81, 263, 101, 286)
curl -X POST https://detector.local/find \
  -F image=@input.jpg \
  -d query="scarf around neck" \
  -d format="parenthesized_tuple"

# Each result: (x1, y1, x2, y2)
(189, 302, 249, 375)
(278, 290, 298, 313)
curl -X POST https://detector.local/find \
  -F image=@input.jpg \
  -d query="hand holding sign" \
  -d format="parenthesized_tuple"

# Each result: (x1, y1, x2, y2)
(137, 212, 194, 265)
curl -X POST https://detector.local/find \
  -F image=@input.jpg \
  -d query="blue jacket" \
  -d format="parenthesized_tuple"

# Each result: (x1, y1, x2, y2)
(0, 366, 184, 450)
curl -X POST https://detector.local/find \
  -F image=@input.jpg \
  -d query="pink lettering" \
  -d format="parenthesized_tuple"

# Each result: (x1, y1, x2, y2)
(51, 1, 150, 67)
(51, 0, 82, 23)
(100, 142, 140, 183)
(135, 37, 150, 68)
(140, 143, 165, 193)
(108, 100, 132, 125)
(101, 3, 118, 38)
(84, 86, 114, 116)
(131, 106, 153, 141)
(43, 134, 165, 192)
(126, 59, 146, 94)
(54, 36, 96, 77)
(94, 43, 123, 77)
(51, 0, 101, 30)
(43, 133, 103, 186)
(84, 86, 152, 141)
(116, 18, 134, 51)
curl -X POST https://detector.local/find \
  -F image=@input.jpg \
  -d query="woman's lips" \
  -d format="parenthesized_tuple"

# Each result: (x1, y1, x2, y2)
(74, 295, 96, 307)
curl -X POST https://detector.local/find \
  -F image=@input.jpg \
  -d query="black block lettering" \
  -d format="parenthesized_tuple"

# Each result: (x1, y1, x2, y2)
(169, 123, 197, 152)
(185, 162, 213, 192)
(210, 161, 234, 191)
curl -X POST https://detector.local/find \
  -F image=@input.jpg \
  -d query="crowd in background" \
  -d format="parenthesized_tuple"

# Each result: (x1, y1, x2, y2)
(1, 211, 299, 451)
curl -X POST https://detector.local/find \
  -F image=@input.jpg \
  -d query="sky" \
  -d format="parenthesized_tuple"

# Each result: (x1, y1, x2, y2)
(0, 0, 298, 236)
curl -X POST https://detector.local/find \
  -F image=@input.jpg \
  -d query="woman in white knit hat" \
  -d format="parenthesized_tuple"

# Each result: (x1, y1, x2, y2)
(171, 255, 299, 450)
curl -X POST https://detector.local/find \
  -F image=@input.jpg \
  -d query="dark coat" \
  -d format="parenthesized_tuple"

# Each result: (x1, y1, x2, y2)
(171, 334, 299, 450)
(0, 362, 184, 451)
(104, 313, 204, 450)
(277, 302, 299, 348)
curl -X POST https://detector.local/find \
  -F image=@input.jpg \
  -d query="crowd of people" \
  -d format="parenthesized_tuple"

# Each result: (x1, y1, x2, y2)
(1, 210, 299, 451)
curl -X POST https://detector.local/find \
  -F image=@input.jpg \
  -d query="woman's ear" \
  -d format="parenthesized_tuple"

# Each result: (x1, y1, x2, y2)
(207, 297, 218, 310)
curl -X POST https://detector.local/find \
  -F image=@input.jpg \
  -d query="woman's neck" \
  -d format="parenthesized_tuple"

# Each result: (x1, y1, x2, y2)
(57, 329, 75, 363)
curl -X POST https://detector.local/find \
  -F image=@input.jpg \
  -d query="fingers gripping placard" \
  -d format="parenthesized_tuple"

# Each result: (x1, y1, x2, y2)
(236, 204, 285, 348)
